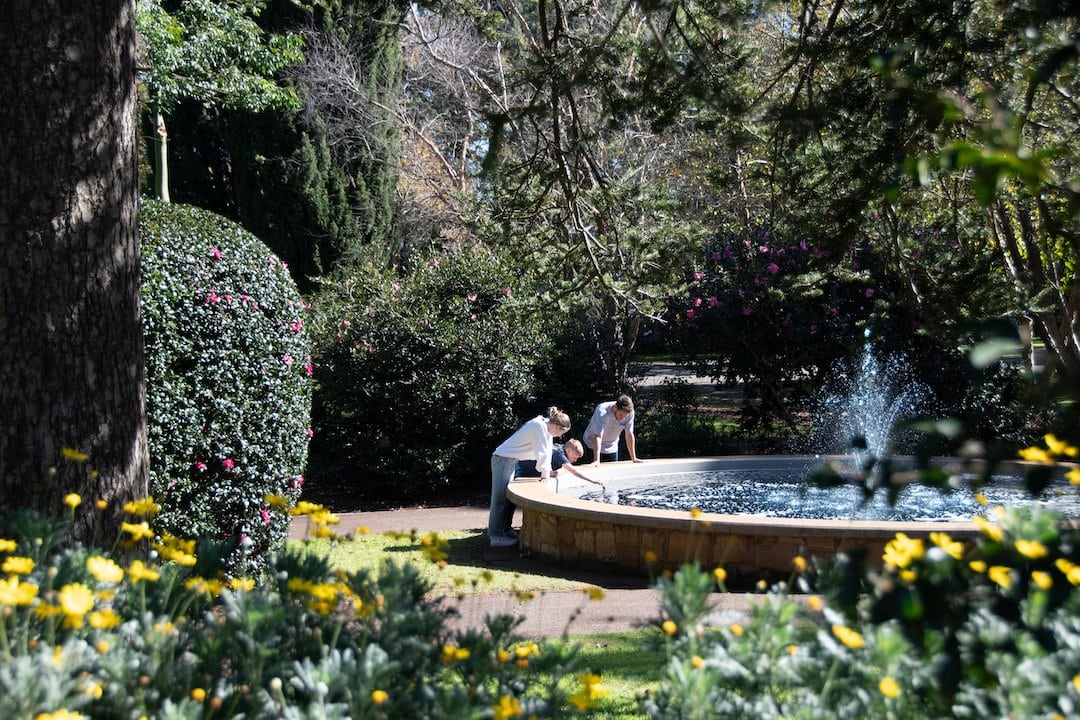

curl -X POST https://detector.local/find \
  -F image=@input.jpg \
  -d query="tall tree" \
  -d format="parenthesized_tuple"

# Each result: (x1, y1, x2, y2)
(135, 0, 303, 203)
(625, 0, 1079, 371)
(0, 0, 148, 529)
(154, 0, 405, 284)
(402, 3, 704, 390)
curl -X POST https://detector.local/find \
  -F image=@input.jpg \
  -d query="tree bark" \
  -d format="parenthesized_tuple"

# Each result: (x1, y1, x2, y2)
(0, 0, 148, 532)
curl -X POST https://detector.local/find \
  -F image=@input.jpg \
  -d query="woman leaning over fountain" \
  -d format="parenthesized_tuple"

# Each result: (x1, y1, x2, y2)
(488, 407, 571, 547)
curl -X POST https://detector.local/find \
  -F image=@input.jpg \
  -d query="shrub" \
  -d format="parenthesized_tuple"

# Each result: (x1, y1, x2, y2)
(141, 199, 312, 574)
(668, 227, 874, 433)
(0, 495, 594, 719)
(308, 246, 552, 503)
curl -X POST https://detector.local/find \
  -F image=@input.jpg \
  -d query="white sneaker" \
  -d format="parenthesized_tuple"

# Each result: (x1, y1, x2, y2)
(489, 535, 518, 548)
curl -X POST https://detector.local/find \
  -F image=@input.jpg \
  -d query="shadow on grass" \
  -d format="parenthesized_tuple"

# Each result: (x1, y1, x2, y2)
(377, 531, 653, 591)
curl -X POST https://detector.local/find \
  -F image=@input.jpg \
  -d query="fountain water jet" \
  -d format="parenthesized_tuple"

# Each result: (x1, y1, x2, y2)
(813, 338, 930, 463)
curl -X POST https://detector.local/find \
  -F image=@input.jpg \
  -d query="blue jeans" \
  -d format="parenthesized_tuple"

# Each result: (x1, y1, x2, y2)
(488, 454, 518, 539)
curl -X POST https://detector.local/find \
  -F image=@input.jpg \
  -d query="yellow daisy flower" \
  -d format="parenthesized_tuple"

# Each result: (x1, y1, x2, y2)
(832, 624, 864, 649)
(86, 556, 124, 584)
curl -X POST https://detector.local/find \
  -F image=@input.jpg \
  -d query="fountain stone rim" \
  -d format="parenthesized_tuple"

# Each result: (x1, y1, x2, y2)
(507, 455, 1044, 578)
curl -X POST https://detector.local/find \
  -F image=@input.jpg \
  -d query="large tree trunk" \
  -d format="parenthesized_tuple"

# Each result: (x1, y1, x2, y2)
(0, 0, 148, 534)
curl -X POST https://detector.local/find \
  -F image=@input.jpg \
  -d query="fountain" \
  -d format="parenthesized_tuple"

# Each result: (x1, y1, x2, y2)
(508, 344, 1073, 581)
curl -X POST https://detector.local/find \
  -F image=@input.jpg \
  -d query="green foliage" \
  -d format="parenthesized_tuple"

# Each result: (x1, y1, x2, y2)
(309, 246, 552, 502)
(222, 110, 364, 290)
(140, 199, 312, 575)
(643, 502, 1080, 719)
(136, 0, 302, 115)
(0, 501, 593, 719)
(153, 0, 405, 286)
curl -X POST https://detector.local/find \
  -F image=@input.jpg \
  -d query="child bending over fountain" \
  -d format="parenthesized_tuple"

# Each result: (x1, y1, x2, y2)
(517, 439, 603, 492)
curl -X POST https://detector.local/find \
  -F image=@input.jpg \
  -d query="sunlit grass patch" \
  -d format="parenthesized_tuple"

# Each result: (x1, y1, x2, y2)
(548, 630, 660, 720)
(289, 530, 586, 596)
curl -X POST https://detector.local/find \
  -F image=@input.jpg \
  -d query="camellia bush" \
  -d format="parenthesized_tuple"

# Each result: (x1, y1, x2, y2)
(309, 246, 553, 502)
(642, 437, 1080, 719)
(0, 494, 599, 719)
(667, 226, 876, 434)
(141, 200, 313, 574)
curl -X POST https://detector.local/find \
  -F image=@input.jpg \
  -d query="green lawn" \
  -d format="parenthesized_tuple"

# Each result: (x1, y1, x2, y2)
(289, 529, 596, 595)
(554, 630, 662, 720)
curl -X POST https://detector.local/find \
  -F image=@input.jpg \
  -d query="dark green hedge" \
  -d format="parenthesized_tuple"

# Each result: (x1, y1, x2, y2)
(141, 199, 312, 574)
(308, 247, 553, 502)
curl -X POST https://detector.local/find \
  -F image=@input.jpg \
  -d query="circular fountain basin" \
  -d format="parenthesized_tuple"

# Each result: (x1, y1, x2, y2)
(507, 455, 1063, 581)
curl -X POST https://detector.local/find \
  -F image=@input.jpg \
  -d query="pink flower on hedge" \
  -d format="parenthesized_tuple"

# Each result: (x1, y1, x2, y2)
(693, 272, 704, 280)
(224, 294, 233, 303)
(767, 263, 779, 274)
(686, 309, 696, 318)
(758, 245, 769, 253)
(206, 290, 221, 304)
(260, 509, 271, 526)
(290, 320, 303, 333)
(211, 247, 222, 260)
(195, 461, 207, 472)
(693, 297, 702, 307)
(306, 428, 314, 438)
(502, 287, 511, 296)
(292, 475, 305, 489)
(467, 294, 477, 302)
(742, 305, 753, 316)
(708, 296, 719, 307)
(342, 319, 351, 328)
(711, 251, 722, 260)
(283, 354, 294, 367)
(223, 458, 235, 469)
(865, 288, 875, 298)
(268, 257, 277, 266)
(391, 281, 400, 291)
(305, 362, 314, 377)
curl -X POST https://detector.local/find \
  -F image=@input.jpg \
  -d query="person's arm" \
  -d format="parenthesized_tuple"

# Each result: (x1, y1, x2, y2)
(530, 420, 553, 480)
(561, 463, 603, 486)
(584, 404, 605, 466)
(625, 430, 643, 463)
(590, 436, 603, 467)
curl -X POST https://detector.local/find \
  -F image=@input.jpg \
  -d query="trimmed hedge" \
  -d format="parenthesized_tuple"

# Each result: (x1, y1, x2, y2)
(141, 199, 312, 574)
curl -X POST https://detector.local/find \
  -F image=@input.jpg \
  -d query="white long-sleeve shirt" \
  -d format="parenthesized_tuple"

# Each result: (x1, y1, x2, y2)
(494, 415, 553, 477)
